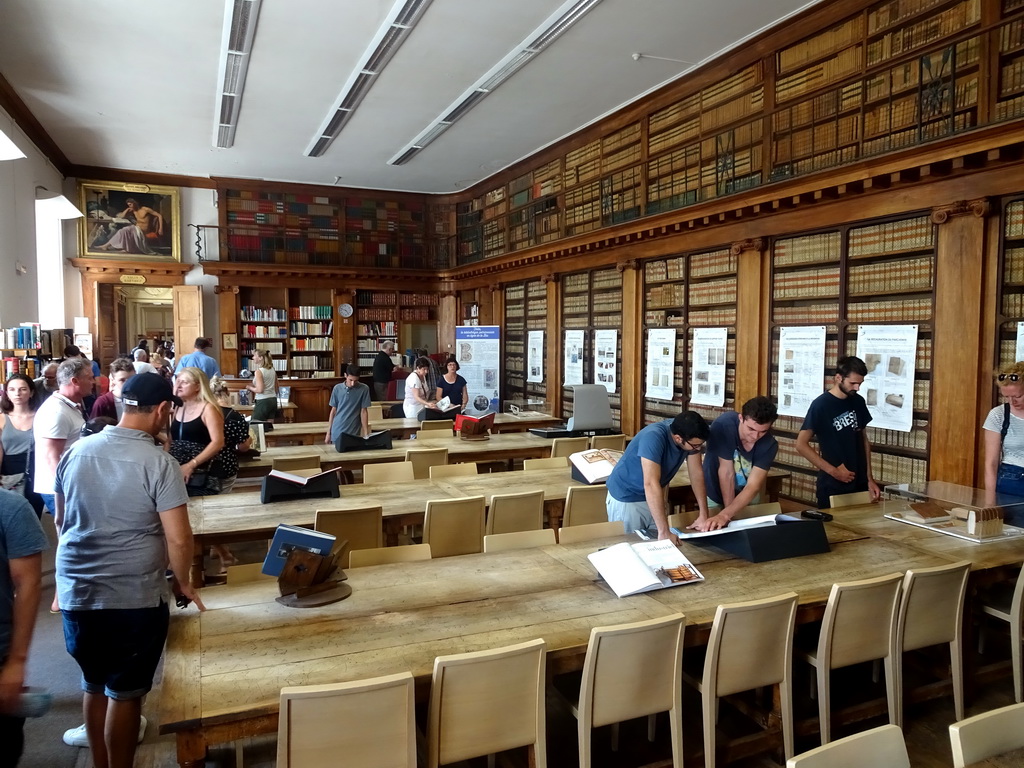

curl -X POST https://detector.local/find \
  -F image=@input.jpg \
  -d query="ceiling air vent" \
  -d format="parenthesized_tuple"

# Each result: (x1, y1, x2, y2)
(389, 146, 422, 166)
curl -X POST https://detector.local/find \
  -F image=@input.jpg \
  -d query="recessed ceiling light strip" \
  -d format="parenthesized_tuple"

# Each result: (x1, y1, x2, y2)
(213, 0, 263, 149)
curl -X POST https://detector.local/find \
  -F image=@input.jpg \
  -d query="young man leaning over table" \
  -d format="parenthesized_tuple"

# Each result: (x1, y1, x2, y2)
(605, 411, 710, 543)
(325, 364, 371, 444)
(690, 395, 780, 532)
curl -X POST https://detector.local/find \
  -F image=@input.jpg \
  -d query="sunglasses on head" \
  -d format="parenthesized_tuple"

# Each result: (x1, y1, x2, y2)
(999, 373, 1021, 382)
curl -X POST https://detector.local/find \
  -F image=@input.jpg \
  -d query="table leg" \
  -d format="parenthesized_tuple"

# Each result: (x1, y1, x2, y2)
(190, 540, 205, 588)
(176, 730, 207, 768)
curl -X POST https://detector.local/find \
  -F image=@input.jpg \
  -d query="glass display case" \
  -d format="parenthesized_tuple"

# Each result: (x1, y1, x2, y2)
(881, 481, 1024, 543)
(503, 399, 551, 418)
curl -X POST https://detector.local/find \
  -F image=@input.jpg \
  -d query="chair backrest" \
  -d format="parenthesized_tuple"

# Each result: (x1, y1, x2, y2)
(580, 613, 685, 729)
(429, 462, 479, 479)
(485, 489, 545, 535)
(388, 402, 404, 418)
(278, 671, 416, 768)
(589, 434, 626, 451)
(225, 562, 271, 585)
(828, 491, 872, 508)
(557, 520, 623, 544)
(314, 506, 383, 569)
(272, 454, 321, 472)
(551, 436, 590, 459)
(949, 701, 1024, 768)
(786, 724, 909, 768)
(363, 461, 414, 484)
(483, 529, 556, 553)
(817, 573, 903, 669)
(367, 404, 384, 421)
(349, 543, 432, 567)
(706, 592, 798, 697)
(421, 419, 455, 433)
(523, 456, 569, 471)
(427, 638, 547, 768)
(898, 561, 971, 652)
(423, 496, 486, 557)
(562, 485, 609, 527)
(406, 447, 449, 480)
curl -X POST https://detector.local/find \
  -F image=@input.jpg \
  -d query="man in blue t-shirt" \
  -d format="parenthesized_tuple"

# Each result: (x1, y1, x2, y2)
(606, 411, 710, 542)
(693, 396, 779, 531)
(325, 364, 371, 443)
(797, 356, 880, 509)
(174, 337, 221, 380)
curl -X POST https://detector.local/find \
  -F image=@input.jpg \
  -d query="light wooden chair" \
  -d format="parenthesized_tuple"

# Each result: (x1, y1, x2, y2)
(485, 489, 545, 534)
(797, 573, 903, 744)
(686, 592, 798, 768)
(429, 462, 478, 479)
(363, 461, 413, 484)
(225, 562, 271, 585)
(667, 501, 782, 530)
(562, 485, 610, 527)
(977, 564, 1024, 702)
(278, 671, 416, 768)
(828, 491, 872, 508)
(423, 496, 486, 557)
(421, 419, 455, 433)
(272, 454, 321, 472)
(786, 724, 909, 768)
(567, 613, 686, 768)
(349, 543, 432, 567)
(427, 638, 547, 768)
(483, 528, 556, 552)
(894, 560, 971, 727)
(524, 456, 569, 471)
(406, 447, 449, 480)
(557, 520, 623, 544)
(367, 404, 384, 421)
(314, 506, 383, 569)
(949, 701, 1024, 768)
(589, 434, 626, 451)
(551, 436, 589, 459)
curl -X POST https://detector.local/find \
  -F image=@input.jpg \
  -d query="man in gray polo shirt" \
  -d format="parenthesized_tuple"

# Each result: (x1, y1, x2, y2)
(325, 364, 371, 443)
(55, 373, 204, 768)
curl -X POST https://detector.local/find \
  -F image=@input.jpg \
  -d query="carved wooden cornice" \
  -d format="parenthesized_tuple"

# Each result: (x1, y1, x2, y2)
(213, 285, 240, 295)
(440, 291, 457, 299)
(930, 198, 991, 224)
(201, 262, 441, 288)
(70, 258, 192, 278)
(541, 273, 558, 284)
(616, 259, 639, 272)
(730, 238, 766, 256)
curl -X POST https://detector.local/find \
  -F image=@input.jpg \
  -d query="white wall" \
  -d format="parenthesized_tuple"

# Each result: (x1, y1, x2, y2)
(179, 187, 220, 340)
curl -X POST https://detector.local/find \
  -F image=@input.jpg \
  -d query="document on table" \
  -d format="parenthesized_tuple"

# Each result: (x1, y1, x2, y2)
(670, 514, 781, 539)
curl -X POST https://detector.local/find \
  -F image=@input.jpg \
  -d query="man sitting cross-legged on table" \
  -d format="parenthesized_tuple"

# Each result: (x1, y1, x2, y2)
(605, 410, 710, 543)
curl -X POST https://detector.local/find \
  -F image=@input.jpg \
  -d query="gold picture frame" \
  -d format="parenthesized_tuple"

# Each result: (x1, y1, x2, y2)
(78, 180, 181, 261)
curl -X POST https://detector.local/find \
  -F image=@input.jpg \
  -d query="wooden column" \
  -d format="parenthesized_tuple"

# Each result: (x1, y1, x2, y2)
(618, 259, 641, 436)
(334, 289, 356, 369)
(438, 291, 457, 358)
(544, 275, 561, 414)
(929, 198, 990, 485)
(214, 285, 240, 375)
(732, 238, 767, 408)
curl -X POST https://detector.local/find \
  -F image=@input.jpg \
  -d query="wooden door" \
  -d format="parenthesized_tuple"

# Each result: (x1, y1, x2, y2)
(172, 285, 203, 357)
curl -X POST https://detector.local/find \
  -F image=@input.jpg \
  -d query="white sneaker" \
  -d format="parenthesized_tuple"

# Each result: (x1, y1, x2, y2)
(62, 716, 147, 747)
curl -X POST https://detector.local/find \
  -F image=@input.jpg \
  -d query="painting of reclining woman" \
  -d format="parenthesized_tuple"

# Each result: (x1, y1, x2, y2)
(79, 180, 180, 260)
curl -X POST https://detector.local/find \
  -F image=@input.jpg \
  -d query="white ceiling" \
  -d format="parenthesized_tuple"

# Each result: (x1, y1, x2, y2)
(0, 0, 821, 194)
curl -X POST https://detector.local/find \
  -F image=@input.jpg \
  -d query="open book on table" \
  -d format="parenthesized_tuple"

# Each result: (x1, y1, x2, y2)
(262, 524, 336, 577)
(588, 539, 705, 598)
(267, 466, 340, 486)
(569, 448, 624, 484)
(435, 396, 460, 412)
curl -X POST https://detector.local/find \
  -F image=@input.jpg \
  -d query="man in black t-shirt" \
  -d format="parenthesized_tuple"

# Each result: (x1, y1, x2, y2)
(796, 356, 880, 509)
(372, 341, 396, 401)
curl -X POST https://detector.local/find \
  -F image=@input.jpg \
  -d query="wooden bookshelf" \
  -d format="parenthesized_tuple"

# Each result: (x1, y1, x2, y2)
(239, 287, 290, 376)
(238, 287, 338, 378)
(997, 197, 1024, 366)
(353, 290, 438, 371)
(525, 281, 548, 403)
(503, 283, 526, 403)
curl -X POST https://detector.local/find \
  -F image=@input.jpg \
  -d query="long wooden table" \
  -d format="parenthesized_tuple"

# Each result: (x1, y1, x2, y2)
(232, 401, 297, 423)
(263, 412, 564, 445)
(160, 528, 949, 767)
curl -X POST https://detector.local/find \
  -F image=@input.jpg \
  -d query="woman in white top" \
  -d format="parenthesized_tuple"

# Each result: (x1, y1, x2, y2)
(984, 362, 1024, 502)
(246, 349, 278, 422)
(403, 357, 437, 420)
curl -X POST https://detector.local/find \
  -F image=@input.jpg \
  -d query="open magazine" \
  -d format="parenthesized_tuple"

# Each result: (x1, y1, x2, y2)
(588, 539, 705, 597)
(569, 448, 623, 484)
(670, 514, 782, 539)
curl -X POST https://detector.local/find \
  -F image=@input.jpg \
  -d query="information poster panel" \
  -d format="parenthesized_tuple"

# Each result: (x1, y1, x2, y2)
(778, 326, 827, 418)
(527, 330, 544, 383)
(690, 327, 728, 407)
(455, 325, 501, 413)
(856, 324, 918, 432)
(564, 330, 584, 386)
(645, 329, 676, 401)
(594, 329, 618, 393)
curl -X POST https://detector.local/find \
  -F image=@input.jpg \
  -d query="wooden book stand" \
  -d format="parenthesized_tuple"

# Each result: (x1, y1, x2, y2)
(275, 546, 352, 608)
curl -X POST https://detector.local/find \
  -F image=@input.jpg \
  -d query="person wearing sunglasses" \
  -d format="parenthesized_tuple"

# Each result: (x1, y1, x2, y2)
(796, 356, 880, 510)
(606, 410, 710, 543)
(983, 362, 1024, 518)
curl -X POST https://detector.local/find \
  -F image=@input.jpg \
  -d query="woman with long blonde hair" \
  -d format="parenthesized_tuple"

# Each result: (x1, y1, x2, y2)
(169, 367, 224, 495)
(246, 348, 278, 422)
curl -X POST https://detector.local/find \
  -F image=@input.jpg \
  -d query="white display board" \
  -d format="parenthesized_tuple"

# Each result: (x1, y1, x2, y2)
(594, 329, 617, 393)
(454, 325, 501, 413)
(564, 330, 584, 386)
(856, 324, 918, 433)
(1016, 321, 1024, 363)
(689, 327, 728, 407)
(777, 326, 827, 418)
(645, 329, 676, 401)
(527, 330, 544, 383)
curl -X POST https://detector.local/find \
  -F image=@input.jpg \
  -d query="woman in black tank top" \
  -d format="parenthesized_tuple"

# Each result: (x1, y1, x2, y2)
(169, 367, 224, 489)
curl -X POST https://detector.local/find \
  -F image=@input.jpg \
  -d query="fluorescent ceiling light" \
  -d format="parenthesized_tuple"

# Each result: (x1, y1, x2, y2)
(388, 0, 604, 166)
(213, 0, 263, 149)
(0, 128, 26, 161)
(306, 0, 434, 158)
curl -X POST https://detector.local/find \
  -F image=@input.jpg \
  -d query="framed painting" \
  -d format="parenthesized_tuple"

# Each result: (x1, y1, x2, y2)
(78, 180, 181, 260)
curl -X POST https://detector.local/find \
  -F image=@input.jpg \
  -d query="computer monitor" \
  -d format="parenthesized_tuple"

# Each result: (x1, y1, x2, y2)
(566, 385, 613, 432)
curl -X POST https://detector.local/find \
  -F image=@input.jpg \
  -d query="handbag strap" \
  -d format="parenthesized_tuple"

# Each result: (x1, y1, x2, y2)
(1001, 402, 1011, 462)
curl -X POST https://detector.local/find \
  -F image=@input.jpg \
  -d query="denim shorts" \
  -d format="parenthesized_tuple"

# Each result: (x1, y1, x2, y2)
(996, 464, 1024, 527)
(606, 494, 656, 537)
(62, 603, 169, 700)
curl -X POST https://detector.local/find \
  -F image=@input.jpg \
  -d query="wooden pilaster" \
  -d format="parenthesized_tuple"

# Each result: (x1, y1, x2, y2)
(732, 238, 767, 408)
(618, 259, 642, 435)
